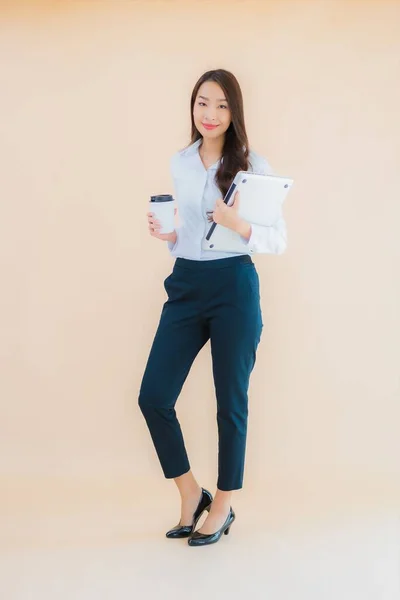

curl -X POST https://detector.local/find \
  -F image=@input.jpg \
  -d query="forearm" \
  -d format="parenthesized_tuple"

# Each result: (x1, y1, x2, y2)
(233, 218, 252, 240)
(166, 229, 178, 251)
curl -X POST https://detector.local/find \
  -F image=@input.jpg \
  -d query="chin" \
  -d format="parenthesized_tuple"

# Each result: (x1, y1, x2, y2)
(200, 127, 226, 139)
(203, 131, 219, 139)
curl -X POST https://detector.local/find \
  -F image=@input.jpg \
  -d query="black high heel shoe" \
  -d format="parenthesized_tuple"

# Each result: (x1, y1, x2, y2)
(165, 488, 213, 539)
(188, 506, 235, 546)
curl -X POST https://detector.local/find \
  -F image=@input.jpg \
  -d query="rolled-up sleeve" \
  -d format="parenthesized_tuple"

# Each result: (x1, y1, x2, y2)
(243, 217, 287, 254)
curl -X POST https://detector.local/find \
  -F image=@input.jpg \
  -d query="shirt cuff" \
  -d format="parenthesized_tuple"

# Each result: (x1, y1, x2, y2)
(240, 218, 287, 254)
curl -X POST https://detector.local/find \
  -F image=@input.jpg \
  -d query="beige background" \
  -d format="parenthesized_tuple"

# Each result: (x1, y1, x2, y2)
(1, 1, 399, 598)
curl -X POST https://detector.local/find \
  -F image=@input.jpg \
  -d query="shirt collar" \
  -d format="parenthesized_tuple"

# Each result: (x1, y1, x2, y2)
(180, 138, 222, 171)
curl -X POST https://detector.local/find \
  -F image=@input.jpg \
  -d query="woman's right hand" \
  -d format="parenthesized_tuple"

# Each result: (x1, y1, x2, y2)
(147, 210, 177, 244)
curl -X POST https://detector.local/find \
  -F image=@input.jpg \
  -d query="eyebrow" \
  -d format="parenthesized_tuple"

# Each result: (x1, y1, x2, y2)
(198, 95, 228, 102)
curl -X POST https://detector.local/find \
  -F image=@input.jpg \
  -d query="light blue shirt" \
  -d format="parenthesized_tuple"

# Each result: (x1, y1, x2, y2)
(168, 138, 287, 260)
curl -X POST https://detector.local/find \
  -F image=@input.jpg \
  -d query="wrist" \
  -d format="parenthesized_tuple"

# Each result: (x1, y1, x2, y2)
(167, 230, 177, 244)
(234, 218, 251, 240)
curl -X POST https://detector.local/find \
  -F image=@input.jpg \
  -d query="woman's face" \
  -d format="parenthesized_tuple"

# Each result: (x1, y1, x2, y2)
(193, 81, 232, 140)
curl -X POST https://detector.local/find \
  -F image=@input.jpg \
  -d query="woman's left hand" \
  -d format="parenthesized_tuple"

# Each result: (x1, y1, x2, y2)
(212, 191, 242, 232)
(211, 191, 252, 240)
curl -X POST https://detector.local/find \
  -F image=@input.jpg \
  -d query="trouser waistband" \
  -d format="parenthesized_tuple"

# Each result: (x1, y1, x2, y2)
(175, 255, 253, 270)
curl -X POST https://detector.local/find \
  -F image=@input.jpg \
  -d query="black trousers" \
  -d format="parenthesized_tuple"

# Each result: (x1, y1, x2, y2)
(138, 255, 263, 491)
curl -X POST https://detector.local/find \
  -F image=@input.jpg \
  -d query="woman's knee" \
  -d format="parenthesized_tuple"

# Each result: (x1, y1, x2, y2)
(138, 381, 171, 416)
(138, 385, 157, 413)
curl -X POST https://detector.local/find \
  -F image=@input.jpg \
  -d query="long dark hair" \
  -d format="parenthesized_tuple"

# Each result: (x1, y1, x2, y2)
(189, 69, 250, 201)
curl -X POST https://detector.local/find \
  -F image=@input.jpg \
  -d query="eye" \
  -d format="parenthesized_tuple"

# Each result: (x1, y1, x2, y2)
(198, 102, 206, 106)
(219, 105, 228, 109)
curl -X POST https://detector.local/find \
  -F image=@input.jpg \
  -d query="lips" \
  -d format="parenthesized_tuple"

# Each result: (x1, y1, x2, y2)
(203, 123, 219, 130)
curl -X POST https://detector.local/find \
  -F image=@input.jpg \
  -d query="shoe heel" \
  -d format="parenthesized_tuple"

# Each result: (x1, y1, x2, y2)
(205, 505, 211, 512)
(224, 526, 231, 535)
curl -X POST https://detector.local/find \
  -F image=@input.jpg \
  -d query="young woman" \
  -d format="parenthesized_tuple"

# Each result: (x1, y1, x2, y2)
(139, 69, 287, 547)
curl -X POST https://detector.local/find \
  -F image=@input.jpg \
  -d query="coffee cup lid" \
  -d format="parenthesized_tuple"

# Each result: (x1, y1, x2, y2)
(150, 194, 174, 202)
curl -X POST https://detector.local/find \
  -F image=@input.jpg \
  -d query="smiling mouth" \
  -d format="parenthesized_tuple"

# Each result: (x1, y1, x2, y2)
(203, 123, 219, 129)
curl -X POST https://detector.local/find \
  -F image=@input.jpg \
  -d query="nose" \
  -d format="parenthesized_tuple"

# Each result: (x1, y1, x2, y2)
(204, 110, 217, 122)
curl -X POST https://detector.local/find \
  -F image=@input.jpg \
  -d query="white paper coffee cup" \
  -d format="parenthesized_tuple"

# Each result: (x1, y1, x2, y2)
(149, 194, 175, 234)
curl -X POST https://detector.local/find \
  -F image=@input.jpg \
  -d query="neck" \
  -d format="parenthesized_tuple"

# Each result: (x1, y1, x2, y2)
(199, 135, 224, 157)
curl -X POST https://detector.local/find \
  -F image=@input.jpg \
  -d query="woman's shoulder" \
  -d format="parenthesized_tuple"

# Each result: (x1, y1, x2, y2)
(170, 139, 201, 175)
(170, 151, 181, 175)
(247, 148, 274, 175)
